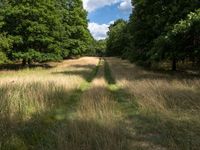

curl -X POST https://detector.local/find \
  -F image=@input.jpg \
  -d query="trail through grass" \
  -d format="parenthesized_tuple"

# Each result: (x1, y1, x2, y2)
(63, 58, 128, 150)
(106, 57, 200, 150)
(1, 57, 199, 150)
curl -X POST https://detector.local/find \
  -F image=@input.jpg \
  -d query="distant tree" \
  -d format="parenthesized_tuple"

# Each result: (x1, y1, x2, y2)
(106, 19, 127, 56)
(88, 39, 106, 56)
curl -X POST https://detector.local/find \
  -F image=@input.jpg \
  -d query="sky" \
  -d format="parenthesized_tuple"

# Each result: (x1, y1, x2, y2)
(83, 0, 132, 40)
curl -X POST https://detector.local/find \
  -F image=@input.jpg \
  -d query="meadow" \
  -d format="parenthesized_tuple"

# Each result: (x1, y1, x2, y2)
(0, 57, 199, 150)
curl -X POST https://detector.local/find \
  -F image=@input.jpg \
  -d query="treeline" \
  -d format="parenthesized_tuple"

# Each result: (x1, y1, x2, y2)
(0, 0, 92, 65)
(107, 0, 200, 70)
(88, 40, 106, 56)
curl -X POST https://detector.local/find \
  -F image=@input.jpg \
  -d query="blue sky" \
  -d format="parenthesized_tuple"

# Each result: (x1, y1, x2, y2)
(83, 0, 132, 40)
(88, 3, 130, 24)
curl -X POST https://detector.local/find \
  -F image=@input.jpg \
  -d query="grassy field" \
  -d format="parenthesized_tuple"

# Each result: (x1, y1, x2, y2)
(107, 57, 200, 150)
(0, 57, 200, 150)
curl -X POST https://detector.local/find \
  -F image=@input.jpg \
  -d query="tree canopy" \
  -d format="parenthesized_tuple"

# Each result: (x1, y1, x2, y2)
(106, 0, 200, 70)
(0, 0, 92, 65)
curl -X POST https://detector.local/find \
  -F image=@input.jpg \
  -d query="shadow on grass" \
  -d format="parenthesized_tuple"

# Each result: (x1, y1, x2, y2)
(108, 82, 200, 149)
(104, 60, 116, 85)
(104, 58, 200, 149)
(52, 60, 100, 83)
(129, 113, 200, 150)
(161, 88, 200, 110)
(0, 63, 53, 71)
(0, 86, 127, 150)
(110, 87, 200, 150)
(106, 57, 200, 82)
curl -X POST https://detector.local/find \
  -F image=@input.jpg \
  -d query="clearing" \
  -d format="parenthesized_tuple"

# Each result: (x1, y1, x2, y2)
(0, 57, 200, 150)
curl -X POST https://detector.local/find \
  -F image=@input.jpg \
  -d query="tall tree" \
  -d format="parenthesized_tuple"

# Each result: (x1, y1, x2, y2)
(152, 9, 200, 70)
(106, 19, 128, 56)
(0, 0, 93, 64)
(106, 0, 200, 70)
(66, 0, 93, 57)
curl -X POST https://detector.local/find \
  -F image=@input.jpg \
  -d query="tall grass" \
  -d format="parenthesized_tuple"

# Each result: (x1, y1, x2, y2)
(107, 57, 200, 149)
(57, 59, 127, 150)
(2, 56, 199, 149)
(0, 57, 100, 149)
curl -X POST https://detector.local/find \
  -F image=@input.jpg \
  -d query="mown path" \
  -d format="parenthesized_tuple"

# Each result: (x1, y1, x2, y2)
(1, 57, 169, 150)
(76, 57, 154, 150)
(104, 58, 167, 150)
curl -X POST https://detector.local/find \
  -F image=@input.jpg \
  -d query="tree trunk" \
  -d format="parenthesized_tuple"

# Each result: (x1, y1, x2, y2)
(28, 59, 32, 66)
(22, 59, 27, 66)
(172, 58, 177, 71)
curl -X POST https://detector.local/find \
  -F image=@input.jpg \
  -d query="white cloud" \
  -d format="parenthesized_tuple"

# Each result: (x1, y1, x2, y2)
(85, 0, 132, 40)
(118, 0, 132, 12)
(88, 22, 110, 40)
(109, 20, 115, 25)
(83, 0, 132, 12)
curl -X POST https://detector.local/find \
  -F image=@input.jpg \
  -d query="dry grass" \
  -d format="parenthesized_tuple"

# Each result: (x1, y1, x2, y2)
(1, 56, 199, 150)
(0, 57, 128, 150)
(57, 59, 127, 150)
(0, 57, 99, 119)
(106, 57, 200, 149)
(0, 57, 101, 149)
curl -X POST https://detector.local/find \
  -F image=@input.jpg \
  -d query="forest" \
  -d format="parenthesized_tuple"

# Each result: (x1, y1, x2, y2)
(107, 0, 200, 71)
(0, 0, 200, 150)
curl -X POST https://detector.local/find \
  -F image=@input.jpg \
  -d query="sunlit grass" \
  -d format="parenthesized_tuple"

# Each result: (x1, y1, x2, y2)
(0, 57, 101, 149)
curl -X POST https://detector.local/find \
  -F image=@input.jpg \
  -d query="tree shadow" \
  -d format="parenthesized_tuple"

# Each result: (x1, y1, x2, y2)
(160, 88, 200, 110)
(52, 64, 98, 83)
(0, 63, 53, 71)
(111, 86, 200, 150)
(69, 64, 96, 69)
(130, 113, 200, 150)
(0, 87, 127, 150)
(106, 58, 200, 82)
(53, 70, 93, 82)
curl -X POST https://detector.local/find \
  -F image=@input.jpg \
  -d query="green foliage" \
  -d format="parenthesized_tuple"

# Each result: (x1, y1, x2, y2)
(88, 40, 106, 56)
(0, 51, 7, 64)
(0, 34, 12, 64)
(152, 9, 200, 64)
(106, 19, 128, 56)
(0, 0, 92, 64)
(106, 0, 200, 70)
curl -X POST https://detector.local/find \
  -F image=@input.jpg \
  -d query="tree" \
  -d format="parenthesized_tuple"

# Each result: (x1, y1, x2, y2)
(66, 0, 93, 57)
(0, 0, 65, 64)
(88, 39, 106, 56)
(0, 0, 93, 65)
(0, 34, 12, 64)
(152, 9, 200, 70)
(106, 19, 128, 56)
(106, 0, 200, 70)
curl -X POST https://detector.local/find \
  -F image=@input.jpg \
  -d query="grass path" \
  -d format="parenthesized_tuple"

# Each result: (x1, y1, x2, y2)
(66, 58, 127, 150)
(1, 57, 199, 149)
(106, 57, 200, 150)
(74, 57, 159, 150)
(104, 58, 166, 150)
